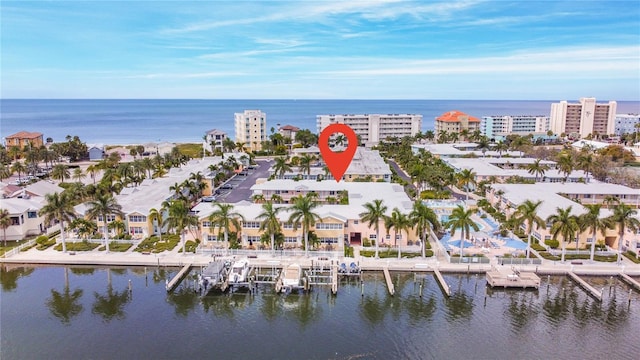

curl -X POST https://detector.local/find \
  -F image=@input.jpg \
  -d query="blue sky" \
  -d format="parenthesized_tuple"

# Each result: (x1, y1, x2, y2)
(1, 0, 639, 99)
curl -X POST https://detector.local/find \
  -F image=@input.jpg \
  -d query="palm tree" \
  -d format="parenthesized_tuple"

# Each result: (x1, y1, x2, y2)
(526, 159, 550, 182)
(556, 153, 573, 183)
(298, 154, 315, 179)
(608, 204, 640, 264)
(51, 164, 70, 183)
(455, 169, 476, 200)
(444, 205, 479, 257)
(546, 206, 579, 262)
(148, 208, 163, 242)
(514, 200, 545, 258)
(578, 204, 613, 262)
(86, 164, 100, 184)
(384, 208, 412, 259)
(256, 201, 284, 252)
(577, 151, 595, 183)
(272, 157, 291, 179)
(39, 192, 76, 253)
(86, 193, 124, 253)
(359, 199, 387, 258)
(72, 168, 86, 183)
(494, 140, 508, 158)
(208, 203, 244, 249)
(288, 194, 321, 256)
(164, 199, 199, 254)
(409, 200, 440, 258)
(10, 161, 26, 182)
(0, 165, 11, 182)
(1, 209, 11, 247)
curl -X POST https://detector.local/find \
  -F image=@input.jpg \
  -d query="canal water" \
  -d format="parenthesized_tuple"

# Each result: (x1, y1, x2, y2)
(1, 265, 639, 359)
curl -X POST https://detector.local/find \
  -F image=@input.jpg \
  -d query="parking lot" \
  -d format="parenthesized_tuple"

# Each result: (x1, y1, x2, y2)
(214, 159, 273, 203)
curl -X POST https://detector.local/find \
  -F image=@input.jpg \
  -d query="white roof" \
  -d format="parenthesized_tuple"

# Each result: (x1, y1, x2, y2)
(23, 181, 63, 197)
(445, 158, 587, 180)
(198, 180, 414, 222)
(1, 197, 45, 215)
(412, 143, 523, 158)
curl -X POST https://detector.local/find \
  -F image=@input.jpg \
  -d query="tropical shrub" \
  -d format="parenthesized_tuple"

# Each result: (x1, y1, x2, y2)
(544, 239, 560, 249)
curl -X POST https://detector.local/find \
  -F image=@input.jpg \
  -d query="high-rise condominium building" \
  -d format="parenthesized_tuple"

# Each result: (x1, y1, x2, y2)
(434, 110, 480, 140)
(614, 114, 640, 136)
(316, 114, 422, 146)
(235, 110, 266, 152)
(481, 115, 550, 140)
(550, 98, 617, 138)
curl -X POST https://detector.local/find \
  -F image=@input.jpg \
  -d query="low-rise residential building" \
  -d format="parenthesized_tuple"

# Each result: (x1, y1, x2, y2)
(278, 125, 300, 141)
(444, 157, 587, 184)
(0, 197, 47, 241)
(316, 113, 422, 147)
(411, 142, 523, 158)
(486, 183, 640, 252)
(193, 180, 418, 250)
(4, 131, 44, 149)
(88, 144, 105, 161)
(274, 148, 391, 182)
(203, 129, 227, 153)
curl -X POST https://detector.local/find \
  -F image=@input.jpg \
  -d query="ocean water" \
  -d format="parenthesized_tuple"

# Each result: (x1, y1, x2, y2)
(1, 266, 639, 360)
(1, 99, 638, 145)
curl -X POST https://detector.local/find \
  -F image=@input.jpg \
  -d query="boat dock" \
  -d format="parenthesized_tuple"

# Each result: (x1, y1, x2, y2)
(383, 267, 395, 296)
(166, 263, 192, 292)
(620, 273, 640, 292)
(568, 271, 602, 301)
(433, 268, 451, 296)
(486, 268, 540, 289)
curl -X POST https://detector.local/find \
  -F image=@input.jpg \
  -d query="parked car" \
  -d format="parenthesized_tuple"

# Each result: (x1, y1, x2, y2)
(201, 196, 216, 202)
(220, 184, 233, 190)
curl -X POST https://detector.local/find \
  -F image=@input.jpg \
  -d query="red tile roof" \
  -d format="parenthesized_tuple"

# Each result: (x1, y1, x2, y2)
(6, 131, 43, 139)
(436, 111, 480, 123)
(280, 125, 300, 131)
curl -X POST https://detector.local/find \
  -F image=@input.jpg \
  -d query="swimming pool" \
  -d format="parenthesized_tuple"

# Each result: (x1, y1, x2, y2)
(503, 238, 528, 250)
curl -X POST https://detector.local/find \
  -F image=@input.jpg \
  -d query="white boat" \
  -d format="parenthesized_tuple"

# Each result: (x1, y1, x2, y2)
(282, 263, 302, 288)
(229, 259, 250, 283)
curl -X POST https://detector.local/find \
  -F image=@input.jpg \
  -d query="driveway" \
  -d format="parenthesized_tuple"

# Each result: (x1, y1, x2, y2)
(218, 159, 273, 203)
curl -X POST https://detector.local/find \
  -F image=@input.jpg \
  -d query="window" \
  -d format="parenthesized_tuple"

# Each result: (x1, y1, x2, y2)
(202, 221, 211, 228)
(282, 222, 294, 229)
(247, 236, 261, 243)
(129, 215, 147, 223)
(316, 223, 343, 230)
(11, 217, 20, 226)
(27, 211, 37, 219)
(207, 235, 218, 241)
(284, 237, 298, 243)
(353, 220, 359, 225)
(369, 234, 377, 240)
(130, 227, 143, 234)
(98, 215, 116, 222)
(319, 237, 339, 244)
(243, 221, 260, 229)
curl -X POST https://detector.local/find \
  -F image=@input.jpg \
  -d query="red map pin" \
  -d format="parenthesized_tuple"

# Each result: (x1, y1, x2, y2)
(318, 123, 358, 183)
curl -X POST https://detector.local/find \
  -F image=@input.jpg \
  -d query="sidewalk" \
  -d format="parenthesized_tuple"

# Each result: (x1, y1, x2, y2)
(2, 244, 639, 276)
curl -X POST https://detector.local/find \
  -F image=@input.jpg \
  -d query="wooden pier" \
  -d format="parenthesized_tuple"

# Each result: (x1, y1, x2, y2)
(166, 263, 192, 292)
(568, 272, 602, 301)
(619, 273, 640, 292)
(486, 270, 540, 289)
(383, 267, 395, 296)
(433, 268, 451, 296)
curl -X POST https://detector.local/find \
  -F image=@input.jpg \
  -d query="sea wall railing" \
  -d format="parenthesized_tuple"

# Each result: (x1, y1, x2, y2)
(198, 248, 343, 259)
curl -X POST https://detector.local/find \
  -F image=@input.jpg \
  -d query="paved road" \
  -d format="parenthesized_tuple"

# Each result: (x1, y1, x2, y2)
(218, 159, 273, 203)
(387, 159, 417, 194)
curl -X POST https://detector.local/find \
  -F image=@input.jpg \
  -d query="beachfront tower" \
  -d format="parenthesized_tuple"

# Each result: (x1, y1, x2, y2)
(316, 113, 422, 147)
(550, 97, 617, 139)
(235, 110, 266, 152)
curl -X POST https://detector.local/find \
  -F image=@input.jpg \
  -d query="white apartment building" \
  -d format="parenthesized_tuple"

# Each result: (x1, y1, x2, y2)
(481, 115, 549, 140)
(316, 113, 422, 146)
(235, 110, 266, 152)
(203, 129, 227, 154)
(614, 114, 640, 136)
(550, 97, 617, 138)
